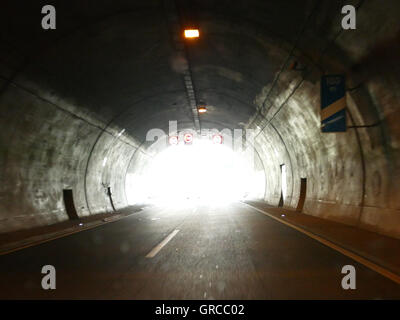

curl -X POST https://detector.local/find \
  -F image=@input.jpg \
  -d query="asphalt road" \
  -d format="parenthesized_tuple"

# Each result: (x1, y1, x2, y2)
(0, 202, 399, 299)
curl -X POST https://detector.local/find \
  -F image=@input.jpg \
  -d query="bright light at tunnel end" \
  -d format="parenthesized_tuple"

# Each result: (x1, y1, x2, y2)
(126, 121, 266, 207)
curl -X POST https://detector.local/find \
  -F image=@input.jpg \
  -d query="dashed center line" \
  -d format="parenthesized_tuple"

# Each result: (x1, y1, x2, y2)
(145, 229, 180, 258)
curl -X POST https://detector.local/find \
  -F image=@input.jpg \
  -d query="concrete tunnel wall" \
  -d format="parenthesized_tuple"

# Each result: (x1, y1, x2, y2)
(0, 74, 145, 232)
(0, 0, 399, 240)
(250, 0, 400, 239)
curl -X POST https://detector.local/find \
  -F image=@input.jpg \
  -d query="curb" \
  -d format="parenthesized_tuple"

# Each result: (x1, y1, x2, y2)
(0, 210, 140, 256)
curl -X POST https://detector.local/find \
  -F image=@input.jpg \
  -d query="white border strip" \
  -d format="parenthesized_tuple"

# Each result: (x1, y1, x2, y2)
(244, 202, 400, 285)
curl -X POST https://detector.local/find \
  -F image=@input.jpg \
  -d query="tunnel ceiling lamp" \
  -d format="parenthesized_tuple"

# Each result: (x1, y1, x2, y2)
(184, 29, 200, 39)
(169, 136, 179, 145)
(212, 134, 223, 144)
(183, 133, 193, 144)
(198, 105, 207, 113)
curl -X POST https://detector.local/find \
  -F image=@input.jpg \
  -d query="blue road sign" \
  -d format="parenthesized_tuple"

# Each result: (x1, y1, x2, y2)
(320, 75, 347, 132)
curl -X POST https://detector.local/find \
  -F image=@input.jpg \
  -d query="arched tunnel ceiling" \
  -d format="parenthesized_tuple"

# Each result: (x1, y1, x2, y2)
(0, 0, 348, 140)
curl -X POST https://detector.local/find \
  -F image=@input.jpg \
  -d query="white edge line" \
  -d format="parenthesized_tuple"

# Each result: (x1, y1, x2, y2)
(0, 212, 134, 256)
(243, 202, 400, 285)
(146, 229, 180, 258)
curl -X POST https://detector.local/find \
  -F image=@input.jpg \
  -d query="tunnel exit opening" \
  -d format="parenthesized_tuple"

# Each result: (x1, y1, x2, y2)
(126, 138, 265, 206)
(63, 189, 79, 220)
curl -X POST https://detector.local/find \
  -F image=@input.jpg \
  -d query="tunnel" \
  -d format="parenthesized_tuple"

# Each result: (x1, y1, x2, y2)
(0, 0, 400, 300)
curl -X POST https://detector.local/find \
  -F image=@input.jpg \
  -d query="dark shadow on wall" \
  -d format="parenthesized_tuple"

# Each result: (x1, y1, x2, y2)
(63, 189, 79, 220)
(296, 178, 307, 212)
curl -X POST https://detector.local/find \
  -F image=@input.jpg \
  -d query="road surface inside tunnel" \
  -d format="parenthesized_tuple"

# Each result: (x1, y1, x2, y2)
(0, 202, 399, 299)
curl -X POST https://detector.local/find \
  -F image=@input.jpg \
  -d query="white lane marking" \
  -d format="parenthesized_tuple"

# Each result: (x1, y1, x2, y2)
(146, 229, 180, 258)
(244, 202, 400, 285)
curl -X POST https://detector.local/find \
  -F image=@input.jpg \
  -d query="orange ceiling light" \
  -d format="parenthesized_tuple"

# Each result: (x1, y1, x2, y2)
(184, 29, 200, 39)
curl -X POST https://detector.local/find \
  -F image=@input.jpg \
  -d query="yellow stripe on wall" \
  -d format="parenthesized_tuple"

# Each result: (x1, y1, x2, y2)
(321, 97, 346, 121)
